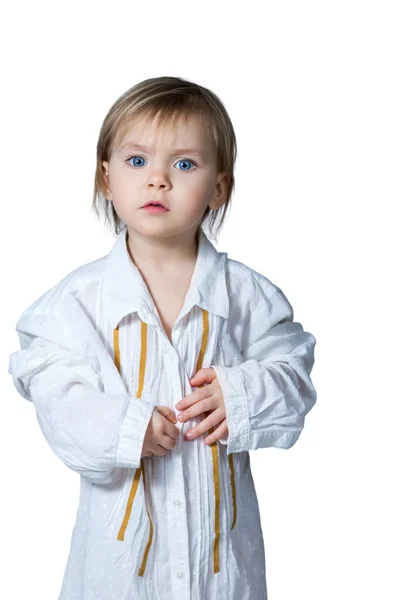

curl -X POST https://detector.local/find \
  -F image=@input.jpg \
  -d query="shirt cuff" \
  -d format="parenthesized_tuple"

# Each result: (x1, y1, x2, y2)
(210, 364, 251, 454)
(115, 394, 154, 469)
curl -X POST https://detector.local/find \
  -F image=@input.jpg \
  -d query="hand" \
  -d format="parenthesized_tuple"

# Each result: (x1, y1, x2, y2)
(175, 368, 228, 445)
(141, 405, 179, 458)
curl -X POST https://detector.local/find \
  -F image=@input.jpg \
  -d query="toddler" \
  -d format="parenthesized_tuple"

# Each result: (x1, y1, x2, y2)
(8, 75, 317, 600)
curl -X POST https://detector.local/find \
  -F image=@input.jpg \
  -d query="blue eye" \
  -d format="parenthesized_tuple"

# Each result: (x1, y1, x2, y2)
(126, 155, 196, 171)
(176, 159, 194, 171)
(128, 155, 146, 168)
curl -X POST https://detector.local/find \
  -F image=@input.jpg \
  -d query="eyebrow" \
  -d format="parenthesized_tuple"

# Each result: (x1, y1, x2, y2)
(118, 142, 204, 157)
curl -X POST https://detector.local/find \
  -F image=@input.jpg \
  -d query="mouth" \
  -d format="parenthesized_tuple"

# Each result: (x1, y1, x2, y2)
(141, 201, 169, 210)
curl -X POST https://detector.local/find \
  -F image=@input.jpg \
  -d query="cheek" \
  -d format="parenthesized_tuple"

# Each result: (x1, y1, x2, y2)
(119, 170, 143, 187)
(111, 174, 143, 202)
(178, 176, 212, 200)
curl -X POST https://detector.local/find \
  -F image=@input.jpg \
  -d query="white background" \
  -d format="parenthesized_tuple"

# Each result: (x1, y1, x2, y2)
(1, 1, 399, 599)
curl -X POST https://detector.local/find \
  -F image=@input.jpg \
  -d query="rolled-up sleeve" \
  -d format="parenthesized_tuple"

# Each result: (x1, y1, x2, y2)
(211, 276, 317, 455)
(8, 301, 154, 484)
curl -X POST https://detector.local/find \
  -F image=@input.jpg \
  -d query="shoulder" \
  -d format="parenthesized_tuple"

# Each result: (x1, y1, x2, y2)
(225, 256, 294, 318)
(13, 254, 111, 363)
(16, 254, 108, 327)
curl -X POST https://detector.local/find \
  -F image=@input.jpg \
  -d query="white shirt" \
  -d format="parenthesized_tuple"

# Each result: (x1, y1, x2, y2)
(8, 225, 317, 600)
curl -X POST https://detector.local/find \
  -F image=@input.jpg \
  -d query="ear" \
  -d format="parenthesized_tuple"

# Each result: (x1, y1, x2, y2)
(101, 161, 112, 200)
(209, 172, 230, 210)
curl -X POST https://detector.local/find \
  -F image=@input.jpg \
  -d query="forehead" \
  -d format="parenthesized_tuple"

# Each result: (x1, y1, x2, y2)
(116, 113, 211, 153)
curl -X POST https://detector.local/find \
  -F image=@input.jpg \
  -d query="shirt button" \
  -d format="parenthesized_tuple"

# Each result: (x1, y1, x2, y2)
(173, 499, 182, 507)
(176, 572, 184, 579)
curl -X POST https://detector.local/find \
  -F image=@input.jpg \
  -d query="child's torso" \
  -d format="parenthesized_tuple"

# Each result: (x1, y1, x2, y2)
(14, 226, 274, 599)
(137, 266, 197, 344)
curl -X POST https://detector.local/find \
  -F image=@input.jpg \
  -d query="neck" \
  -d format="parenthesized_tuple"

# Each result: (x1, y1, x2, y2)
(126, 227, 200, 272)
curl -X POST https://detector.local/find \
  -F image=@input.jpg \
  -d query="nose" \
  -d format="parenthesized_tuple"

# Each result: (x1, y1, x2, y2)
(147, 168, 172, 190)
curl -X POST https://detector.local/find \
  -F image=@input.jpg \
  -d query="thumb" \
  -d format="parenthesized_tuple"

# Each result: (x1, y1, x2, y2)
(155, 405, 177, 424)
(190, 367, 215, 386)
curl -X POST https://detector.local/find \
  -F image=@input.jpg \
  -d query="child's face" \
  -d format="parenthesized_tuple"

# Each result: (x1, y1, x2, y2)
(101, 115, 229, 240)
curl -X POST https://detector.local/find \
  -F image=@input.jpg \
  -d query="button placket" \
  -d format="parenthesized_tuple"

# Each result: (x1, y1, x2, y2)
(167, 348, 176, 362)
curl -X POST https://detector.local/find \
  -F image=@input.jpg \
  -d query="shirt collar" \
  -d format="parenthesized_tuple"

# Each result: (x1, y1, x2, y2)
(103, 225, 229, 330)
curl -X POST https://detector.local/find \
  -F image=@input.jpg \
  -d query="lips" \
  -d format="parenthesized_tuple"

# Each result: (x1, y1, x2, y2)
(142, 201, 169, 210)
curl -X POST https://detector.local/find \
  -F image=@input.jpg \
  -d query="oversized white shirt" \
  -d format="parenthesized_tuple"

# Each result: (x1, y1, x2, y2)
(8, 225, 317, 600)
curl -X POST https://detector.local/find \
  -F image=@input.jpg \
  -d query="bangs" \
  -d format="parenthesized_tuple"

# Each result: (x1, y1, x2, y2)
(112, 100, 214, 155)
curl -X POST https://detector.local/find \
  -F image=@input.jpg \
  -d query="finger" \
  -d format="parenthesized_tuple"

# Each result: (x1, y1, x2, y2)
(185, 408, 225, 440)
(204, 419, 229, 445)
(166, 412, 177, 424)
(176, 386, 211, 411)
(190, 368, 216, 386)
(156, 405, 177, 423)
(178, 396, 217, 422)
(160, 433, 177, 451)
(152, 444, 168, 457)
(165, 420, 180, 440)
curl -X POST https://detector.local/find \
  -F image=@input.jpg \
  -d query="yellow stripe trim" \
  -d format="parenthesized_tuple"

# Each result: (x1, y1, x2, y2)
(228, 453, 237, 529)
(114, 308, 237, 577)
(197, 309, 237, 572)
(117, 467, 142, 541)
(113, 319, 153, 577)
(138, 457, 154, 576)
(195, 308, 209, 373)
(113, 326, 121, 373)
(137, 320, 147, 398)
(210, 431, 221, 572)
(197, 309, 222, 573)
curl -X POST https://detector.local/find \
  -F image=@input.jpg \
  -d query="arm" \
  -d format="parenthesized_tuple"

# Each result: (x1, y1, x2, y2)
(8, 297, 154, 484)
(211, 277, 317, 455)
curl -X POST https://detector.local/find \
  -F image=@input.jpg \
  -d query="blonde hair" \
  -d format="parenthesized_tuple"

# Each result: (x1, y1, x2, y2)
(91, 76, 237, 242)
